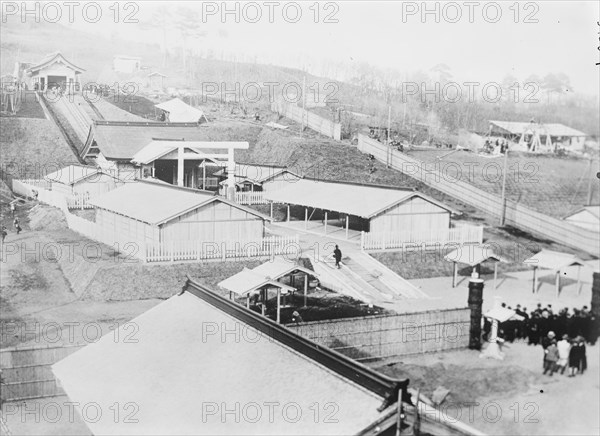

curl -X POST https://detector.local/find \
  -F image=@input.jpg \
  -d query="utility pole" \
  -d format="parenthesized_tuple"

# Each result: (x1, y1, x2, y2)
(386, 105, 391, 168)
(500, 149, 509, 226)
(301, 75, 306, 136)
(587, 158, 595, 205)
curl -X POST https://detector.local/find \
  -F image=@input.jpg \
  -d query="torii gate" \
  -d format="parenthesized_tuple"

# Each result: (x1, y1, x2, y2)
(133, 141, 249, 200)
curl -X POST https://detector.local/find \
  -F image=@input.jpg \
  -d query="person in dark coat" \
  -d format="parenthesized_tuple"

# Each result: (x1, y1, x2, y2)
(568, 339, 583, 377)
(577, 337, 587, 375)
(333, 245, 342, 269)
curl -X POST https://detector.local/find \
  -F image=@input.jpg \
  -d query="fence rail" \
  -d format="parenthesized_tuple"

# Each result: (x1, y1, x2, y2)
(271, 100, 341, 140)
(360, 225, 483, 251)
(145, 235, 300, 263)
(13, 180, 93, 210)
(235, 191, 268, 205)
(357, 134, 600, 256)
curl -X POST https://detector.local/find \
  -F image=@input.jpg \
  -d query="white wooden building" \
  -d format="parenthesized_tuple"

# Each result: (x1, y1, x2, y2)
(265, 179, 455, 235)
(25, 52, 84, 92)
(113, 55, 141, 74)
(217, 164, 300, 194)
(563, 206, 600, 232)
(44, 165, 122, 197)
(89, 181, 268, 249)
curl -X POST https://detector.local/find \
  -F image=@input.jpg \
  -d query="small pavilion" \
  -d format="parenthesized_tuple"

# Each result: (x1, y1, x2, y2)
(218, 258, 318, 323)
(444, 245, 509, 289)
(524, 250, 587, 297)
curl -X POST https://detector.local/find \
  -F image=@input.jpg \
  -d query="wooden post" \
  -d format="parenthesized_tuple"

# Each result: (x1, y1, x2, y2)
(500, 149, 508, 225)
(229, 291, 233, 300)
(577, 265, 582, 295)
(261, 289, 266, 316)
(270, 201, 273, 220)
(276, 288, 281, 323)
(324, 211, 328, 235)
(305, 207, 308, 229)
(493, 262, 498, 290)
(202, 161, 206, 190)
(532, 267, 538, 294)
(452, 262, 458, 288)
(246, 295, 250, 309)
(303, 273, 308, 307)
(555, 270, 560, 298)
(345, 215, 349, 239)
(287, 204, 290, 222)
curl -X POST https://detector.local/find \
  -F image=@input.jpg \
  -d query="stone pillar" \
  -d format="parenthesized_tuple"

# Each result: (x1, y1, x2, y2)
(592, 272, 600, 339)
(467, 277, 484, 350)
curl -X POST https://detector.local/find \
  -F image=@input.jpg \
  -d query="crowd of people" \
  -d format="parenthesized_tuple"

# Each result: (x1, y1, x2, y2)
(483, 303, 596, 378)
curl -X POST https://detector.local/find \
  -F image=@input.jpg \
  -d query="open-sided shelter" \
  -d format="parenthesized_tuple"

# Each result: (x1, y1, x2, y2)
(444, 245, 509, 289)
(265, 179, 456, 238)
(524, 250, 587, 296)
(155, 98, 208, 123)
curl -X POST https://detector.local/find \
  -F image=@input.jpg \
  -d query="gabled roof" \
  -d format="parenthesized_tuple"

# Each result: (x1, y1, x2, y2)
(148, 71, 167, 77)
(444, 245, 509, 266)
(265, 179, 456, 219)
(219, 258, 317, 295)
(26, 52, 85, 74)
(83, 121, 208, 160)
(218, 267, 297, 296)
(155, 98, 205, 123)
(524, 250, 586, 271)
(44, 164, 117, 185)
(563, 205, 600, 220)
(489, 120, 587, 137)
(88, 180, 269, 225)
(52, 278, 404, 435)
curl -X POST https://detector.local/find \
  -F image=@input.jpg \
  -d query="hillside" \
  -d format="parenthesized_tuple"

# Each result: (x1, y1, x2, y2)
(0, 118, 81, 179)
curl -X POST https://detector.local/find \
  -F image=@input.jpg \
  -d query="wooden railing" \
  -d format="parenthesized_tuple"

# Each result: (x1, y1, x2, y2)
(360, 225, 484, 251)
(235, 191, 268, 205)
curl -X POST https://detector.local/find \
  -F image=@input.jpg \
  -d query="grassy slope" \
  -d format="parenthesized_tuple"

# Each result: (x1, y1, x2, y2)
(406, 149, 599, 218)
(0, 118, 81, 178)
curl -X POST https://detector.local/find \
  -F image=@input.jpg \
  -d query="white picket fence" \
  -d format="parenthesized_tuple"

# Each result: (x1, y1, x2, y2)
(145, 235, 300, 263)
(13, 180, 300, 263)
(360, 225, 484, 251)
(13, 180, 93, 210)
(235, 191, 268, 205)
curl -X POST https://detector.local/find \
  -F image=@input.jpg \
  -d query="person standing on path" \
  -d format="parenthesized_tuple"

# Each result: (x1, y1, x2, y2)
(543, 340, 559, 376)
(333, 245, 342, 269)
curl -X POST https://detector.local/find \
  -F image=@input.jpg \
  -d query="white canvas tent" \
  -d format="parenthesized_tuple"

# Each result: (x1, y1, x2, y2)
(155, 98, 208, 123)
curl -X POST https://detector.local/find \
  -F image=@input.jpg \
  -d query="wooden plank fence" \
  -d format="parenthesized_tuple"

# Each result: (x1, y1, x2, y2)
(235, 191, 268, 205)
(286, 308, 471, 361)
(357, 134, 600, 256)
(0, 344, 84, 402)
(360, 225, 483, 251)
(271, 100, 341, 140)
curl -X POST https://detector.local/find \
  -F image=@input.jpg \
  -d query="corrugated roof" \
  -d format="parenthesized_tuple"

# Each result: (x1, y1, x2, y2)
(444, 245, 509, 266)
(489, 120, 587, 137)
(52, 288, 388, 435)
(265, 179, 454, 219)
(524, 249, 586, 271)
(155, 98, 205, 122)
(564, 205, 600, 220)
(44, 165, 112, 185)
(89, 181, 268, 225)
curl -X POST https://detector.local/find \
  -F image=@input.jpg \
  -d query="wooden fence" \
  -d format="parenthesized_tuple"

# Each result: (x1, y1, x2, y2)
(12, 180, 92, 210)
(360, 225, 483, 251)
(357, 134, 600, 256)
(0, 344, 84, 402)
(235, 191, 268, 205)
(145, 235, 300, 263)
(271, 101, 341, 140)
(286, 308, 471, 361)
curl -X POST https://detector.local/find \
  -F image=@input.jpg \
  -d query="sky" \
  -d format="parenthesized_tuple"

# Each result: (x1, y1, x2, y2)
(25, 0, 600, 95)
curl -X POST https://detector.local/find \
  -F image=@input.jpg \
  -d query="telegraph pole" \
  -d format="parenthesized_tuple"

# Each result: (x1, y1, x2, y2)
(587, 158, 595, 205)
(500, 148, 509, 226)
(386, 105, 391, 168)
